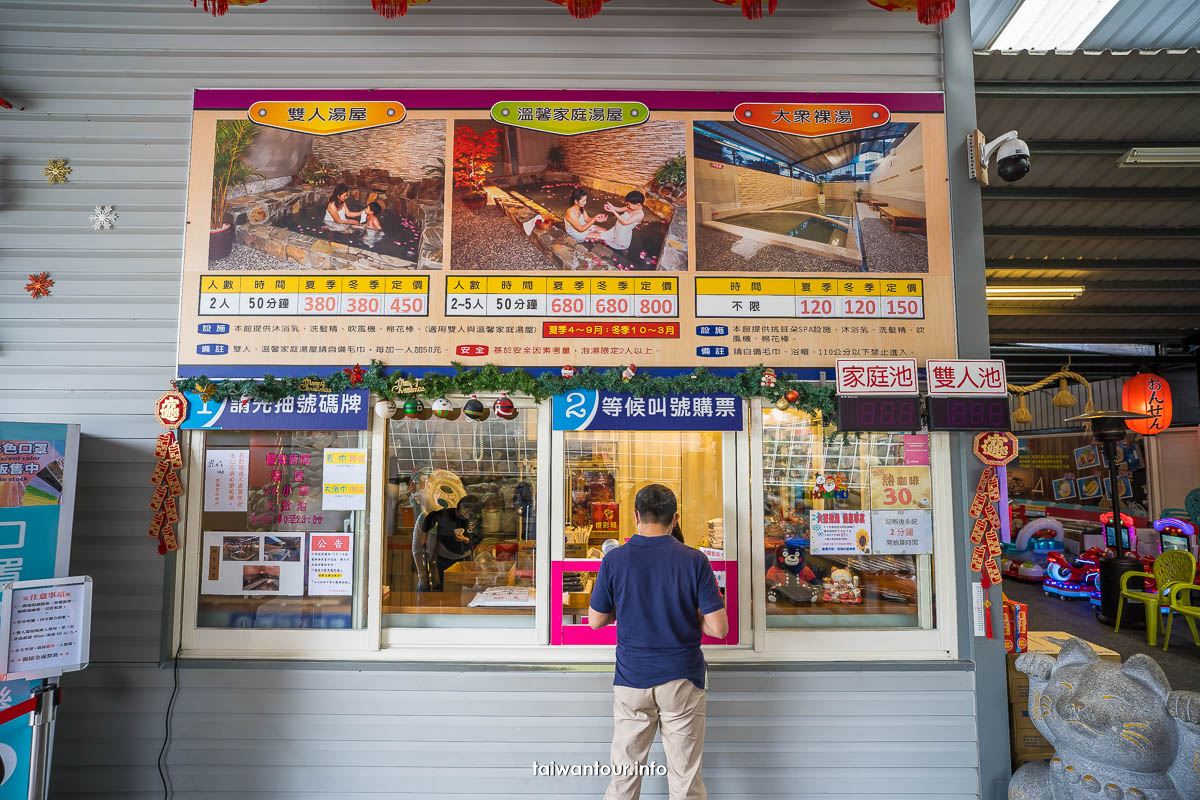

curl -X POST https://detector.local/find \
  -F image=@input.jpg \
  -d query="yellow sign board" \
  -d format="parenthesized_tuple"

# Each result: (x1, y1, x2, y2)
(869, 466, 932, 511)
(248, 101, 406, 135)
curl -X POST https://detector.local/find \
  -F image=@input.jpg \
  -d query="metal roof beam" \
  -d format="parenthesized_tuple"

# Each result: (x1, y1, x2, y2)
(1024, 140, 1200, 157)
(987, 280, 1200, 292)
(975, 81, 1200, 98)
(982, 187, 1200, 201)
(990, 330, 1185, 342)
(985, 226, 1200, 239)
(986, 259, 1200, 272)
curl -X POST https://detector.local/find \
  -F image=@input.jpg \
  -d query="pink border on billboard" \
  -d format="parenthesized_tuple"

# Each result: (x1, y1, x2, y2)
(193, 89, 944, 113)
(551, 559, 739, 646)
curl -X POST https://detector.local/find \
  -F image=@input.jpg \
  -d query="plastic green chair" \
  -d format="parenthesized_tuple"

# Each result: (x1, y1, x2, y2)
(1161, 487, 1200, 527)
(1115, 549, 1197, 646)
(1163, 580, 1200, 651)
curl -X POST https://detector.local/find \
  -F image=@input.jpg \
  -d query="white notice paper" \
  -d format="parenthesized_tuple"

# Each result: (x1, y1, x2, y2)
(204, 449, 249, 512)
(321, 448, 367, 511)
(308, 532, 354, 596)
(870, 509, 934, 555)
(972, 582, 987, 637)
(0, 576, 92, 681)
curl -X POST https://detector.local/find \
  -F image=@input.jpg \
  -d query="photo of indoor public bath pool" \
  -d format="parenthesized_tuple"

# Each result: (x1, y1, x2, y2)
(206, 118, 446, 271)
(450, 120, 689, 271)
(693, 120, 929, 273)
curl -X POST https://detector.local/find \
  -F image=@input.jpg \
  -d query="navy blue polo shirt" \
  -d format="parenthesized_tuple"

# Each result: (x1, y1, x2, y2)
(589, 534, 725, 690)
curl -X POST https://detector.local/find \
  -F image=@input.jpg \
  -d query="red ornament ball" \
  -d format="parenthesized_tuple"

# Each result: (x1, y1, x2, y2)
(785, 390, 800, 403)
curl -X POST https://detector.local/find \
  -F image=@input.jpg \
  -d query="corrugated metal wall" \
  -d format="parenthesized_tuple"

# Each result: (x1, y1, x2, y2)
(0, 1, 976, 797)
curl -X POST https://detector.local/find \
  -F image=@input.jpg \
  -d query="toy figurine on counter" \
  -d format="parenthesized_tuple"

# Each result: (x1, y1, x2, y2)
(421, 492, 481, 591)
(766, 538, 820, 605)
(822, 567, 863, 604)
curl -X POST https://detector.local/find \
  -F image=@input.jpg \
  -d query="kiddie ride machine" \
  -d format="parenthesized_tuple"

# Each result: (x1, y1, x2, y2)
(1043, 513, 1137, 601)
(1083, 516, 1200, 609)
(1001, 517, 1065, 582)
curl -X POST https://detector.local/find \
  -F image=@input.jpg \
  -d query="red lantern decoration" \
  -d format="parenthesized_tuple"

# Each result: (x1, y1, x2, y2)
(190, 0, 268, 16)
(712, 0, 777, 19)
(545, 0, 611, 18)
(867, 0, 955, 25)
(372, 0, 435, 18)
(1122, 373, 1172, 435)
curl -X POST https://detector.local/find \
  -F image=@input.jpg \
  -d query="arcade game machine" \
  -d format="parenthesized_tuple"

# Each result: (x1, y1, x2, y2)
(1044, 512, 1138, 601)
(1087, 512, 1140, 610)
(1001, 516, 1064, 582)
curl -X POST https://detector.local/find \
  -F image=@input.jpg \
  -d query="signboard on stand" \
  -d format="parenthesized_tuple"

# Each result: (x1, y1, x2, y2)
(0, 577, 92, 682)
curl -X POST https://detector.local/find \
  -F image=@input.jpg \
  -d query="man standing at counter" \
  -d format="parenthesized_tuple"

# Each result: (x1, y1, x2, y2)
(588, 484, 728, 800)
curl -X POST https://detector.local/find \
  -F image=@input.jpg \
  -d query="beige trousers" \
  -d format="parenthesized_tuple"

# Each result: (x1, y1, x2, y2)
(603, 678, 707, 800)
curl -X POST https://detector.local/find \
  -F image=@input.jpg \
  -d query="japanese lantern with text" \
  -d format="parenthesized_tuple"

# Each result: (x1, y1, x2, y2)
(1122, 373, 1171, 435)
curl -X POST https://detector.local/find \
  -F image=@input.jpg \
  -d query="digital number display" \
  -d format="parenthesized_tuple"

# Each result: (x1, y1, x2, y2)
(836, 396, 922, 432)
(927, 396, 1011, 431)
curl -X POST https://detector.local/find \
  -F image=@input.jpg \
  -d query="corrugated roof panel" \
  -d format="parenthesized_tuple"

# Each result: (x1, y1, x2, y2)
(982, 199, 1198, 227)
(974, 48, 1200, 80)
(985, 237, 1200, 259)
(1082, 0, 1200, 50)
(970, 0, 1024, 50)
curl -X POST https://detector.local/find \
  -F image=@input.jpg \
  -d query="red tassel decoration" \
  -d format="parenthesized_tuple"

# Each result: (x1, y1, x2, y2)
(566, 0, 602, 18)
(373, 0, 409, 17)
(194, 0, 229, 15)
(738, 0, 776, 19)
(917, 0, 954, 25)
(0, 96, 25, 111)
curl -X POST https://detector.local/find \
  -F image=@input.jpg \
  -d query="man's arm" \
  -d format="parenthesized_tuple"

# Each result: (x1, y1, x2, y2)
(588, 607, 615, 629)
(700, 608, 729, 639)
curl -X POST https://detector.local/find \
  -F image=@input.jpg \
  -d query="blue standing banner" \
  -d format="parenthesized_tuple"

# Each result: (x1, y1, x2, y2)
(0, 422, 78, 799)
(552, 390, 743, 432)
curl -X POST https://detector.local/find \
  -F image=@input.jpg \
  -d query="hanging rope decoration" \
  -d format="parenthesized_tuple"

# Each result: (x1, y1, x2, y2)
(1006, 369, 1094, 426)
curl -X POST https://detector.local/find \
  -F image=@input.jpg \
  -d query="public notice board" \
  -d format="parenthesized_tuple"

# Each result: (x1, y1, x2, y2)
(177, 90, 955, 379)
(0, 576, 92, 682)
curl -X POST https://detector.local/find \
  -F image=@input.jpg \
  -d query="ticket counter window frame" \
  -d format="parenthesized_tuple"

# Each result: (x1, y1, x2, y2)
(177, 427, 377, 656)
(381, 394, 552, 648)
(548, 425, 751, 650)
(748, 400, 959, 660)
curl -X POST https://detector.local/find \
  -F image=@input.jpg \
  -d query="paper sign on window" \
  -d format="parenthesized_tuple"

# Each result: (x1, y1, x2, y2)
(321, 448, 367, 511)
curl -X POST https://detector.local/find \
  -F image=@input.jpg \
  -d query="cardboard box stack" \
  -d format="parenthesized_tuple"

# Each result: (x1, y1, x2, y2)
(1007, 632, 1121, 769)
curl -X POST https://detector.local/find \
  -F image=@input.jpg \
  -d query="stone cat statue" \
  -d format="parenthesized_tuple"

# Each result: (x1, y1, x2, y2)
(1009, 637, 1200, 800)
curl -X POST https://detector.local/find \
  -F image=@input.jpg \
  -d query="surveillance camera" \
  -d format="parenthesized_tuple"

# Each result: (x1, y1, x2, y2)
(981, 130, 1031, 183)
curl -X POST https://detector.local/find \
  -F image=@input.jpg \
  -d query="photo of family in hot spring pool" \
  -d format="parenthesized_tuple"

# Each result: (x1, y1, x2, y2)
(450, 120, 690, 271)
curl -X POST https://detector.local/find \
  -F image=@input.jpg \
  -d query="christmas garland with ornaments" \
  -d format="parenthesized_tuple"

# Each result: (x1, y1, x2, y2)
(170, 361, 837, 419)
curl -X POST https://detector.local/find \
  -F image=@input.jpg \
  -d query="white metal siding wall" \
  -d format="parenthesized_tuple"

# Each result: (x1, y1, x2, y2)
(0, 1, 968, 797)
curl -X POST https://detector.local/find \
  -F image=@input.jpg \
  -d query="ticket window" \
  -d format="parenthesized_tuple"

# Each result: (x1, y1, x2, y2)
(551, 429, 740, 645)
(760, 408, 935, 630)
(383, 401, 540, 629)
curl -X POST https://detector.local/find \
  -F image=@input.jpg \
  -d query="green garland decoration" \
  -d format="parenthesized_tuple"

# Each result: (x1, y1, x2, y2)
(174, 361, 838, 420)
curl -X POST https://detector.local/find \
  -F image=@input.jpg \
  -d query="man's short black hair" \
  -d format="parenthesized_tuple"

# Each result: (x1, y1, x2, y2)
(625, 190, 645, 205)
(635, 483, 677, 525)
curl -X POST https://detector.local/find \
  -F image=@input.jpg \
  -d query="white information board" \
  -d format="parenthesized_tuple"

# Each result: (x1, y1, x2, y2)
(0, 576, 92, 681)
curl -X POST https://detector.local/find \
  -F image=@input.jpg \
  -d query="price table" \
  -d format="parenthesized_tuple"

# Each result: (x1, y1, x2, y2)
(445, 276, 679, 318)
(198, 275, 429, 317)
(695, 277, 924, 319)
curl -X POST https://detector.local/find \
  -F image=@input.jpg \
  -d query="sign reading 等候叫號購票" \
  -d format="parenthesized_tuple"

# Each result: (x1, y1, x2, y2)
(180, 390, 369, 431)
(552, 391, 743, 432)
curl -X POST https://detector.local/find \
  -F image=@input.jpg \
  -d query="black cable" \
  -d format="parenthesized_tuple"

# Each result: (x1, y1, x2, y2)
(157, 646, 181, 800)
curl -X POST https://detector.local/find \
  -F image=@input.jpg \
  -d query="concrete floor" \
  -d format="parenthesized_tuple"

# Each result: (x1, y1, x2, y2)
(1002, 577, 1200, 691)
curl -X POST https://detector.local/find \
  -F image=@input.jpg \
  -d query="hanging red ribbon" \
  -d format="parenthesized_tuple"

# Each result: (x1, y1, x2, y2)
(545, 0, 610, 18)
(712, 0, 776, 19)
(372, 0, 409, 17)
(866, 0, 955, 25)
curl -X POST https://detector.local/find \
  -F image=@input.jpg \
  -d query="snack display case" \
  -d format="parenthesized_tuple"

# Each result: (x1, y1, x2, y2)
(550, 428, 743, 646)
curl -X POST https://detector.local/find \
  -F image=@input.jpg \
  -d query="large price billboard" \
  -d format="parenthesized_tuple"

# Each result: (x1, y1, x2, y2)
(178, 90, 955, 378)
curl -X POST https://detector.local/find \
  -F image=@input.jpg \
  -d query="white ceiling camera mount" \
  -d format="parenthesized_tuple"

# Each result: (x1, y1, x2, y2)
(968, 129, 1031, 186)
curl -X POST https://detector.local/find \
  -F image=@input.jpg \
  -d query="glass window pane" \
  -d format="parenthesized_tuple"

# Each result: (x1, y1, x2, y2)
(384, 408, 538, 628)
(561, 430, 726, 625)
(197, 430, 369, 630)
(762, 408, 934, 629)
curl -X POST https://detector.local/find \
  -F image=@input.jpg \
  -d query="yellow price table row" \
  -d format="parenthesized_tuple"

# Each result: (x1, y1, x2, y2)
(695, 277, 924, 319)
(445, 275, 679, 318)
(198, 274, 429, 317)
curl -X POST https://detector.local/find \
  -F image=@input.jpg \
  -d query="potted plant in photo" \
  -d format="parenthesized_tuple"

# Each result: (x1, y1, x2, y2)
(422, 157, 446, 193)
(210, 119, 264, 261)
(297, 159, 339, 189)
(547, 144, 567, 172)
(654, 153, 687, 200)
(855, 187, 864, 202)
(454, 126, 501, 211)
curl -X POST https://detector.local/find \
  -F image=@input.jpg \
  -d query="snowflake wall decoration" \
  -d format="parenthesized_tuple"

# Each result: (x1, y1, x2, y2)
(25, 272, 54, 299)
(43, 158, 71, 183)
(90, 205, 118, 230)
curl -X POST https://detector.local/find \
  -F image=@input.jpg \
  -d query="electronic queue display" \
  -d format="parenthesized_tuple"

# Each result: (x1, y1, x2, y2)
(836, 395, 922, 432)
(926, 395, 1011, 431)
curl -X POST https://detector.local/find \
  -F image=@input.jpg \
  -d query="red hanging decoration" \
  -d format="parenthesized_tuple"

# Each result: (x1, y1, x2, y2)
(866, 0, 954, 25)
(372, 0, 409, 18)
(344, 364, 368, 386)
(191, 0, 268, 17)
(25, 272, 53, 299)
(712, 0, 776, 19)
(0, 96, 24, 111)
(545, 0, 610, 18)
